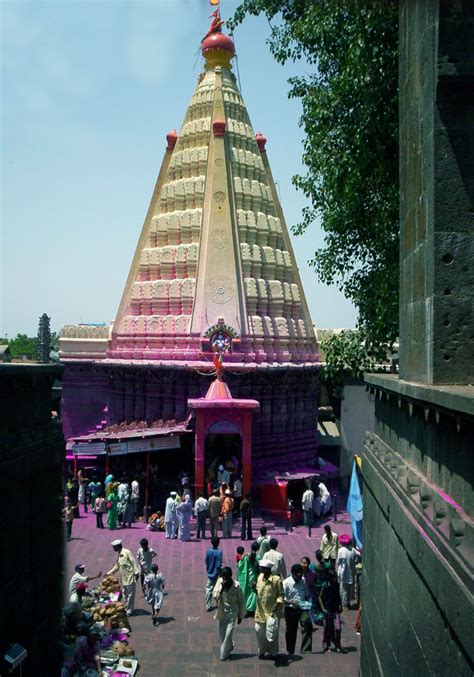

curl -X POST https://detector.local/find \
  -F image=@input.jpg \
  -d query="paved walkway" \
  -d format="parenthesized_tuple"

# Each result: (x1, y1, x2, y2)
(66, 511, 360, 676)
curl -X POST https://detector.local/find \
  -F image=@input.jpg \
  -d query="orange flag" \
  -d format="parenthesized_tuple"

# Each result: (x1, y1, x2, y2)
(210, 0, 220, 5)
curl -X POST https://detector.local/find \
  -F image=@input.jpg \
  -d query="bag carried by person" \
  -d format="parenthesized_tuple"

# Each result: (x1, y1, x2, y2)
(266, 615, 278, 642)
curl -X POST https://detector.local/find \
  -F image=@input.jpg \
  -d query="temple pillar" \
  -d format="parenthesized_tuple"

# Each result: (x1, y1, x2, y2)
(194, 412, 206, 496)
(242, 413, 252, 495)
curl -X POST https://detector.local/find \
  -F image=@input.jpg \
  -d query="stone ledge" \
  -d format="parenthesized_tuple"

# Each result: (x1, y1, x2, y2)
(365, 431, 473, 582)
(365, 373, 474, 417)
(363, 442, 474, 659)
(0, 363, 63, 377)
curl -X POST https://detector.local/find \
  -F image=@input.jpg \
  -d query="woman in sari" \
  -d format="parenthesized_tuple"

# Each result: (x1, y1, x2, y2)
(237, 541, 259, 616)
(310, 549, 331, 623)
(106, 485, 118, 530)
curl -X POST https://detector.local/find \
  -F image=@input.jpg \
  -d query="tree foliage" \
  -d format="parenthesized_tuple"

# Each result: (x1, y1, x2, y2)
(6, 333, 38, 359)
(229, 0, 399, 377)
(3, 332, 59, 358)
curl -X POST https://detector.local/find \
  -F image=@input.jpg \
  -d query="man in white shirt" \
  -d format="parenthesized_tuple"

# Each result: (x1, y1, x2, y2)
(194, 492, 209, 539)
(314, 481, 332, 517)
(283, 563, 313, 655)
(165, 491, 179, 539)
(131, 478, 140, 520)
(336, 534, 359, 609)
(117, 479, 129, 502)
(265, 538, 287, 579)
(301, 484, 314, 530)
(68, 563, 102, 601)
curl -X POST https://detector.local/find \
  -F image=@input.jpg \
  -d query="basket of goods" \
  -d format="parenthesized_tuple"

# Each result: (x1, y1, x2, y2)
(91, 602, 130, 630)
(111, 641, 135, 657)
(100, 575, 121, 594)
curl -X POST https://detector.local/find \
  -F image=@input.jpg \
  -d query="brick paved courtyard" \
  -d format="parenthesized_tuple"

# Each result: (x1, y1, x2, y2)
(66, 511, 360, 676)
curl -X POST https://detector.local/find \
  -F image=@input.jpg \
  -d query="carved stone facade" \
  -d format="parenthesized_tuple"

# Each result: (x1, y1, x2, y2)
(61, 362, 319, 475)
(105, 36, 317, 363)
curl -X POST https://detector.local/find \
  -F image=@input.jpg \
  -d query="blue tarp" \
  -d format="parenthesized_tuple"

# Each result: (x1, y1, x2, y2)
(347, 460, 363, 548)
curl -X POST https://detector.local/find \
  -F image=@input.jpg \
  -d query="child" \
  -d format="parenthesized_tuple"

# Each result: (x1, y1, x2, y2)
(144, 562, 165, 626)
(236, 545, 245, 563)
(147, 511, 165, 532)
(137, 537, 157, 594)
(62, 497, 74, 541)
(94, 494, 106, 529)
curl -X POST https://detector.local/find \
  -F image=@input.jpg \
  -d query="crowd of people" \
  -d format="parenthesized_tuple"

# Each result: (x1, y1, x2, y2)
(67, 525, 360, 670)
(64, 467, 362, 669)
(205, 526, 361, 661)
(64, 472, 141, 539)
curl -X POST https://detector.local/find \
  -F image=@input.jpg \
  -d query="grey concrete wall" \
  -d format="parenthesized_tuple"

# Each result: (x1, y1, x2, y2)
(399, 0, 474, 385)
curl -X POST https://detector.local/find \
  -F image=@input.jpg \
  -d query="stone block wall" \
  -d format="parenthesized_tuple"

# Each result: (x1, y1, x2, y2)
(0, 365, 64, 676)
(399, 0, 474, 384)
(361, 374, 473, 677)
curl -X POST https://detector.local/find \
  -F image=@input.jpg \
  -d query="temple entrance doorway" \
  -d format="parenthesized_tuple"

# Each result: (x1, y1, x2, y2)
(204, 424, 242, 493)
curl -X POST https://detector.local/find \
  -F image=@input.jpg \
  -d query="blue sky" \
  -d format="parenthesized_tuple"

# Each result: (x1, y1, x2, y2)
(1, 0, 357, 337)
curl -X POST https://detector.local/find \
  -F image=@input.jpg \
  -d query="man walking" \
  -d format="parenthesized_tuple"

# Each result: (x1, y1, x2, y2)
(265, 538, 287, 579)
(336, 534, 358, 610)
(256, 526, 270, 560)
(240, 493, 253, 541)
(222, 490, 234, 538)
(302, 484, 314, 533)
(213, 566, 245, 661)
(165, 491, 179, 539)
(208, 489, 222, 539)
(107, 539, 140, 616)
(131, 478, 140, 520)
(283, 563, 313, 655)
(255, 558, 284, 661)
(320, 524, 339, 568)
(205, 536, 223, 611)
(194, 492, 208, 540)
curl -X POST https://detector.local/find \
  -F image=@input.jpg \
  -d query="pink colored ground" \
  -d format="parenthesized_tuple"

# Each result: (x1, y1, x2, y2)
(66, 510, 360, 676)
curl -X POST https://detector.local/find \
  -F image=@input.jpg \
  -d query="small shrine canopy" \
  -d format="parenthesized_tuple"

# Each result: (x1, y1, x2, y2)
(188, 375, 259, 495)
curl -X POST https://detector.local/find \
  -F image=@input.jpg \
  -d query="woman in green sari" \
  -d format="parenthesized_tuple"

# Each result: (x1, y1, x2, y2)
(237, 542, 260, 616)
(310, 549, 331, 623)
(106, 485, 118, 530)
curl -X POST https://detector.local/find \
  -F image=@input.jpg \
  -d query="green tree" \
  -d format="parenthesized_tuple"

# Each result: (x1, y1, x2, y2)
(50, 331, 60, 351)
(229, 0, 399, 378)
(8, 333, 38, 359)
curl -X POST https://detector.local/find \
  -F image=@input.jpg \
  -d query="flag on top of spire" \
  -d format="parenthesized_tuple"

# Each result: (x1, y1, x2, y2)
(210, 0, 220, 5)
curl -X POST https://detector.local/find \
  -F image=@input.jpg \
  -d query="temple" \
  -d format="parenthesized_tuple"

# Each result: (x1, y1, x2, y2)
(60, 24, 320, 501)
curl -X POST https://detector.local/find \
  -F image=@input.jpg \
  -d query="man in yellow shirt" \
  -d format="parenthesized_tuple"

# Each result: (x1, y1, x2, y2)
(107, 539, 140, 616)
(320, 524, 339, 567)
(255, 558, 284, 661)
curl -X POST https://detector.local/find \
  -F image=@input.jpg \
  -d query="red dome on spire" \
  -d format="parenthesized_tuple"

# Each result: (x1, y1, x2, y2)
(201, 32, 235, 57)
(166, 129, 178, 150)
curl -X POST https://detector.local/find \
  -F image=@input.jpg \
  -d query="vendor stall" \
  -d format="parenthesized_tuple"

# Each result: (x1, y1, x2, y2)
(62, 575, 139, 676)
